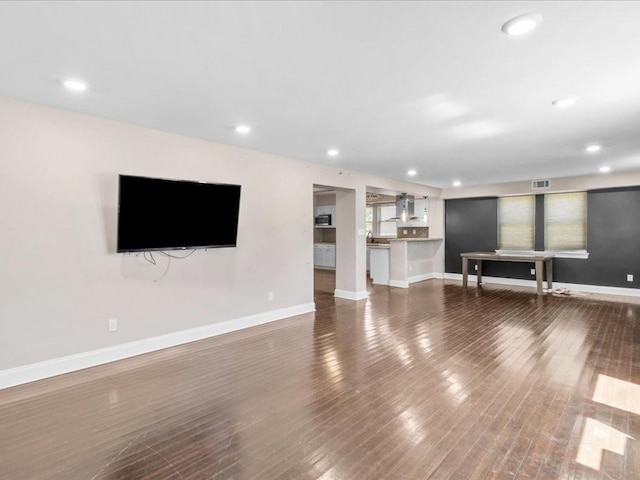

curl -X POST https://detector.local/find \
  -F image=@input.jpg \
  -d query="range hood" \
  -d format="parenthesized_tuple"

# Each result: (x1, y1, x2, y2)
(384, 194, 415, 221)
(396, 194, 415, 220)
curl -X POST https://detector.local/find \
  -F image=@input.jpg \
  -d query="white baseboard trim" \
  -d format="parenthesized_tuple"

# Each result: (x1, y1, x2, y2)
(390, 272, 444, 289)
(443, 273, 640, 298)
(0, 302, 316, 390)
(408, 272, 444, 284)
(334, 289, 369, 301)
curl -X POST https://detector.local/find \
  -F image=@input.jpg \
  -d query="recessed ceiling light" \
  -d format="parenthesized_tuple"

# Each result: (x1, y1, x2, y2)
(62, 79, 88, 92)
(501, 13, 543, 36)
(453, 180, 461, 187)
(235, 124, 251, 135)
(599, 166, 611, 173)
(552, 97, 577, 108)
(407, 169, 417, 176)
(327, 149, 340, 157)
(586, 144, 601, 153)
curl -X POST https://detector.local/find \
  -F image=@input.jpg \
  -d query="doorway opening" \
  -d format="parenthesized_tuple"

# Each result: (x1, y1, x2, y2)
(313, 185, 338, 308)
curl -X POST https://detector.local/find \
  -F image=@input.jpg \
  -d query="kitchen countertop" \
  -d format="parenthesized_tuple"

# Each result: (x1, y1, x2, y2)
(367, 244, 390, 249)
(389, 238, 443, 242)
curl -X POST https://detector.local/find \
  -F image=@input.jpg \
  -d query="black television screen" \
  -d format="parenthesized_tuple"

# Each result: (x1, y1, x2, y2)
(117, 175, 241, 252)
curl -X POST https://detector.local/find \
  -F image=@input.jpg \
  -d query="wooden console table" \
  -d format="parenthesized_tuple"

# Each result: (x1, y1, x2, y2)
(460, 252, 554, 295)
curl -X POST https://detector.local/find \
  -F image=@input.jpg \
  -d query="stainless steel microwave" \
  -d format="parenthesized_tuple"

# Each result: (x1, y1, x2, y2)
(315, 214, 331, 226)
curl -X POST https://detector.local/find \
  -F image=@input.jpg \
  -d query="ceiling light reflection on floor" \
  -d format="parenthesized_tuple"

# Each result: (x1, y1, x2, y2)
(419, 337, 432, 355)
(442, 368, 468, 404)
(322, 348, 344, 389)
(364, 315, 380, 348)
(400, 408, 427, 445)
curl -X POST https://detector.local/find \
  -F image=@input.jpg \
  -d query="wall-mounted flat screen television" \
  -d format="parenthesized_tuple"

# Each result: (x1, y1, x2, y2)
(117, 175, 241, 252)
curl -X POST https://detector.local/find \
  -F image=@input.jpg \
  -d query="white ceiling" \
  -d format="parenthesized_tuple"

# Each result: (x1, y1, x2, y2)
(1, 1, 640, 187)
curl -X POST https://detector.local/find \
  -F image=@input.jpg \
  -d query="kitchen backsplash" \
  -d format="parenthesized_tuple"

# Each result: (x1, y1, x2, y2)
(317, 226, 428, 243)
(367, 237, 391, 244)
(396, 227, 429, 238)
(314, 227, 336, 243)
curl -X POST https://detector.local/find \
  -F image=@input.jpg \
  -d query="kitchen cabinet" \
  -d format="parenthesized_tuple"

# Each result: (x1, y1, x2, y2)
(314, 243, 336, 268)
(314, 245, 323, 266)
(369, 247, 390, 285)
(326, 244, 336, 267)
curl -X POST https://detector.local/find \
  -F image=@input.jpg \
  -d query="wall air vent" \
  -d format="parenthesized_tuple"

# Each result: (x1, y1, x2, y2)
(531, 179, 551, 190)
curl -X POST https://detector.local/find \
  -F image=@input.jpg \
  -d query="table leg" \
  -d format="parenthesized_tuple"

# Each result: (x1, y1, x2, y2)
(462, 257, 468, 288)
(477, 260, 483, 286)
(546, 259, 553, 291)
(535, 260, 543, 295)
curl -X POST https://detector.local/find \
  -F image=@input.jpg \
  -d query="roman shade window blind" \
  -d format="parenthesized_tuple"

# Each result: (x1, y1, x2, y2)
(544, 192, 587, 251)
(498, 195, 535, 250)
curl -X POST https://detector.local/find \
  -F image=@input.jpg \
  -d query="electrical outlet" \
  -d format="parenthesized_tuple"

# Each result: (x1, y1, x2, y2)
(412, 229, 416, 234)
(108, 318, 118, 332)
(474, 265, 478, 271)
(268, 292, 274, 301)
(531, 269, 535, 275)
(627, 274, 634, 282)
(403, 230, 407, 234)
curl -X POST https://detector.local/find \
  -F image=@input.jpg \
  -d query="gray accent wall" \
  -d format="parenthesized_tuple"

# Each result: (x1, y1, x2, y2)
(534, 194, 545, 251)
(445, 187, 640, 289)
(444, 197, 498, 273)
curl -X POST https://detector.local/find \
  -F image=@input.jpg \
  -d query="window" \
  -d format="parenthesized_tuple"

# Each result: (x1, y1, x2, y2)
(378, 205, 397, 237)
(365, 206, 373, 235)
(498, 195, 535, 250)
(545, 192, 587, 251)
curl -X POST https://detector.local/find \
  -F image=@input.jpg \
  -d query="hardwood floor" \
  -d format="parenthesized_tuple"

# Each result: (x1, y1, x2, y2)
(1, 276, 639, 479)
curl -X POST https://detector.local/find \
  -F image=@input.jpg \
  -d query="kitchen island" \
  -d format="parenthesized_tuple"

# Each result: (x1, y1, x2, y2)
(389, 238, 444, 288)
(367, 238, 443, 287)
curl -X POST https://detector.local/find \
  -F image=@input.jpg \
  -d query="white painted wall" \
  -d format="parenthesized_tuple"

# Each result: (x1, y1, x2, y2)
(407, 241, 443, 279)
(335, 188, 367, 299)
(314, 192, 336, 207)
(441, 173, 640, 199)
(0, 96, 441, 375)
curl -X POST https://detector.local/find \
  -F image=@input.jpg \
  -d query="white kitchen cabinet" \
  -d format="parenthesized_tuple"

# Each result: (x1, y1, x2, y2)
(314, 243, 336, 268)
(325, 244, 336, 268)
(316, 205, 331, 216)
(369, 247, 390, 285)
(314, 245, 323, 266)
(366, 247, 371, 271)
